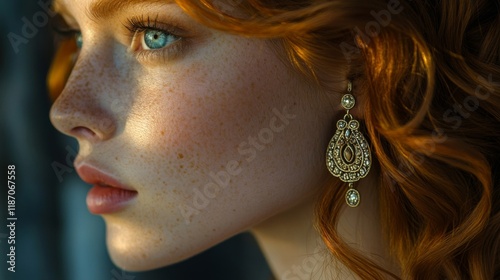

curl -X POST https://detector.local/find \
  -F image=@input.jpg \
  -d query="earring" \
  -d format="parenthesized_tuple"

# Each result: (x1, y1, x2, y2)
(326, 81, 372, 207)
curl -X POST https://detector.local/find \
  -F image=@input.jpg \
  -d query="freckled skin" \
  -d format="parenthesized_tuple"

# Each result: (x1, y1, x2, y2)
(50, 1, 344, 271)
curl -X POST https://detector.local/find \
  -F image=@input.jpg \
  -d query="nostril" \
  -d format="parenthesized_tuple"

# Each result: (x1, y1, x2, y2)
(71, 126, 98, 140)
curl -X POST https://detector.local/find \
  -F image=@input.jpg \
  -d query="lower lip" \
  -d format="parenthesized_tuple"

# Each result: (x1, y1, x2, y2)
(86, 185, 138, 214)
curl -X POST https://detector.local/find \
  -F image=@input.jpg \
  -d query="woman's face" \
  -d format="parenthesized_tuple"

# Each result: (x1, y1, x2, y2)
(50, 0, 339, 271)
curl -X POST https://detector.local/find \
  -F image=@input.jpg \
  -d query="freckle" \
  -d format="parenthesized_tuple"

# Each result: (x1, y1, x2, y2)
(212, 228, 216, 232)
(233, 209, 236, 212)
(161, 130, 165, 136)
(178, 153, 184, 159)
(180, 165, 184, 169)
(115, 157, 118, 161)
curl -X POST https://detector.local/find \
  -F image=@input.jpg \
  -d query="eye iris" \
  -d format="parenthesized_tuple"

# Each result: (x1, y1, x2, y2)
(144, 30, 169, 49)
(75, 32, 83, 49)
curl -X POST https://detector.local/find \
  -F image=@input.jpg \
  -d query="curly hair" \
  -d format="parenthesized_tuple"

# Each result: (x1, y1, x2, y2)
(172, 0, 500, 279)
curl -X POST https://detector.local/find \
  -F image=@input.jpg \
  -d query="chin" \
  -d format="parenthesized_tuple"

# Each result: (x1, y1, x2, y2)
(103, 219, 226, 272)
(108, 249, 185, 272)
(106, 234, 197, 272)
(104, 221, 190, 271)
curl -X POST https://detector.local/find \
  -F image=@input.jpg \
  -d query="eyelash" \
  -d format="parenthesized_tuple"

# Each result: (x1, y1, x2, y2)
(123, 15, 185, 62)
(51, 15, 82, 49)
(52, 13, 185, 64)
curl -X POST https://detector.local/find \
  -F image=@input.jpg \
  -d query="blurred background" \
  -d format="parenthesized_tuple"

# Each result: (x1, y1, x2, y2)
(0, 1, 271, 279)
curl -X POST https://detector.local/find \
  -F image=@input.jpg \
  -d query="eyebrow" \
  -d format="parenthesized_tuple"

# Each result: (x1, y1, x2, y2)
(53, 0, 173, 21)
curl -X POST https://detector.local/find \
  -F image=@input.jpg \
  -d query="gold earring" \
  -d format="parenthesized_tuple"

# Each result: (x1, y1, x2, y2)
(326, 81, 372, 207)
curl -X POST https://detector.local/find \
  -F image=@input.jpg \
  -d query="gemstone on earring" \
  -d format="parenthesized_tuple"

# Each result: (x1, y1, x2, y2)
(345, 129, 351, 138)
(341, 94, 355, 110)
(345, 188, 360, 207)
(343, 145, 354, 163)
(337, 120, 347, 129)
(349, 120, 359, 129)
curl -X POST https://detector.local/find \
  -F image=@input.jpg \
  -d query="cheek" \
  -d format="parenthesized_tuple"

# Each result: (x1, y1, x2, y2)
(126, 41, 295, 173)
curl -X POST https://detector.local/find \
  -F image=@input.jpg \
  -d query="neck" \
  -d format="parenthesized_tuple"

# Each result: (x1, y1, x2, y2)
(250, 175, 399, 279)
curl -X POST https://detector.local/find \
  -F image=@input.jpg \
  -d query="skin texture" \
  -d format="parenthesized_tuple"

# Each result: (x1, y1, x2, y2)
(49, 0, 350, 272)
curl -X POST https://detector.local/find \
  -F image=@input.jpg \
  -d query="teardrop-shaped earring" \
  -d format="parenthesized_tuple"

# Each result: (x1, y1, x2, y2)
(325, 81, 372, 207)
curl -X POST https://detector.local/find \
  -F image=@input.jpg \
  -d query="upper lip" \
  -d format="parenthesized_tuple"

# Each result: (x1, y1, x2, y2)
(75, 164, 136, 191)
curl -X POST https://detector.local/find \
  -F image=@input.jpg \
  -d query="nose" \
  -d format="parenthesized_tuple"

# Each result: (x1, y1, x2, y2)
(50, 51, 117, 143)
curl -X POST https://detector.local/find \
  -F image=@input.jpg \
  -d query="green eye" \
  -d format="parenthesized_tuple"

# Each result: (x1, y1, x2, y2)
(142, 29, 178, 50)
(75, 32, 83, 49)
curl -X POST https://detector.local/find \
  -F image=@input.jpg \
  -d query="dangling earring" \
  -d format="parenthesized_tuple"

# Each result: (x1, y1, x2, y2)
(326, 81, 372, 207)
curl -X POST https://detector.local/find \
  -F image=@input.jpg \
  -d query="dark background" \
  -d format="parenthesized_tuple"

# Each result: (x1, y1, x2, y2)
(0, 1, 271, 279)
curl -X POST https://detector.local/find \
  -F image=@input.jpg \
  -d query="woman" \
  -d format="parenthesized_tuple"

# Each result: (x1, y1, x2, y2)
(48, 0, 500, 279)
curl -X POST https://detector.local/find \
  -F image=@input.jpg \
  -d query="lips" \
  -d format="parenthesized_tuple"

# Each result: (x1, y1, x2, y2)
(76, 165, 138, 214)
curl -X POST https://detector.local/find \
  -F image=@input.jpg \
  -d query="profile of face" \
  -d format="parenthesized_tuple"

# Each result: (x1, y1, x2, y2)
(50, 0, 342, 271)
